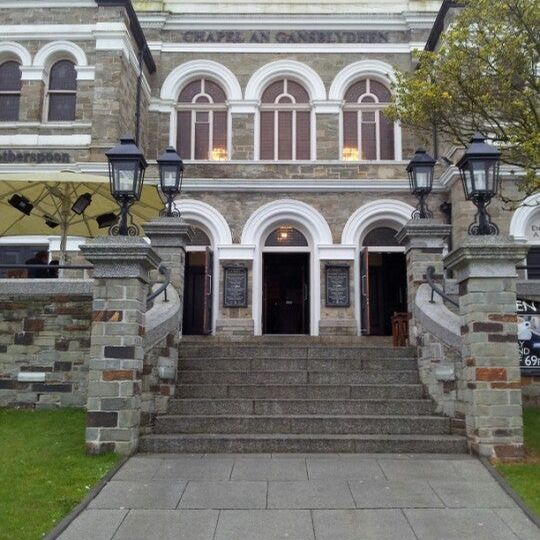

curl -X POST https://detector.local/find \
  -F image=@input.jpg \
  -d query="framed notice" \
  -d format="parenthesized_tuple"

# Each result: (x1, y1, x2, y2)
(517, 297, 540, 374)
(223, 266, 248, 308)
(325, 265, 350, 307)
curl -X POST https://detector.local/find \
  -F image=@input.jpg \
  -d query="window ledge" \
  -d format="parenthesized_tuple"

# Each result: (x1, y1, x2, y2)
(0, 121, 92, 129)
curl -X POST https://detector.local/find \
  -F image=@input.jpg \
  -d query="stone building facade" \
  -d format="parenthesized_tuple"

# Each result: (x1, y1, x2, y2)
(0, 0, 537, 341)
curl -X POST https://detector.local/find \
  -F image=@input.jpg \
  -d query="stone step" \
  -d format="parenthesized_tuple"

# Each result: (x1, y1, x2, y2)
(167, 398, 435, 416)
(178, 370, 421, 385)
(139, 433, 468, 454)
(179, 357, 418, 371)
(153, 414, 450, 435)
(176, 383, 426, 399)
(179, 345, 416, 360)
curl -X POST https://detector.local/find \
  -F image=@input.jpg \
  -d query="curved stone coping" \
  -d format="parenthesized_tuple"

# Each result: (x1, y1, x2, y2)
(145, 284, 180, 350)
(0, 279, 93, 296)
(414, 283, 461, 351)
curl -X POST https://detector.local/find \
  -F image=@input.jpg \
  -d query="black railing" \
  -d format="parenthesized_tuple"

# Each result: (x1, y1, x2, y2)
(146, 263, 171, 306)
(425, 265, 459, 308)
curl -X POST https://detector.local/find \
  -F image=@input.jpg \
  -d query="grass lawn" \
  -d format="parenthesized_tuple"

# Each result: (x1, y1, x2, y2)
(496, 407, 540, 516)
(0, 408, 119, 540)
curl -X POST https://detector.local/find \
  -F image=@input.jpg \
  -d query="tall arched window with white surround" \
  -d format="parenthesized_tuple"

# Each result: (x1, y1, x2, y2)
(0, 60, 22, 122)
(177, 78, 228, 161)
(342, 78, 394, 161)
(259, 78, 311, 161)
(46, 59, 77, 122)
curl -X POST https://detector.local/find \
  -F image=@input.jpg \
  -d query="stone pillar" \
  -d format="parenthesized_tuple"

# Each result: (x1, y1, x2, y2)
(396, 220, 452, 342)
(444, 237, 528, 461)
(81, 237, 160, 455)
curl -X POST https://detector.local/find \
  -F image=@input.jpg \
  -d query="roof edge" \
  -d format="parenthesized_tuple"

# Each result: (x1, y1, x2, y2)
(425, 0, 461, 52)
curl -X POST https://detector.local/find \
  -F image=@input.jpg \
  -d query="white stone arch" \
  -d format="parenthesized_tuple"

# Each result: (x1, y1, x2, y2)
(342, 199, 414, 246)
(175, 199, 233, 245)
(329, 60, 396, 101)
(160, 59, 242, 102)
(0, 42, 32, 67)
(510, 192, 540, 244)
(330, 60, 402, 161)
(242, 199, 332, 336)
(33, 41, 94, 81)
(245, 60, 327, 103)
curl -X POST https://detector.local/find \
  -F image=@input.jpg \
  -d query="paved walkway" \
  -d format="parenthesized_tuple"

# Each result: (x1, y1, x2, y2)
(59, 454, 539, 540)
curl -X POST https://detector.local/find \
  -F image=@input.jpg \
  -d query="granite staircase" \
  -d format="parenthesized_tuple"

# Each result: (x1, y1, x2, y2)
(139, 338, 467, 453)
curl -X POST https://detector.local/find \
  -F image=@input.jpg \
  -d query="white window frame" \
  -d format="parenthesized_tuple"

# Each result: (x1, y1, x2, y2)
(341, 78, 394, 162)
(177, 78, 229, 161)
(259, 78, 312, 161)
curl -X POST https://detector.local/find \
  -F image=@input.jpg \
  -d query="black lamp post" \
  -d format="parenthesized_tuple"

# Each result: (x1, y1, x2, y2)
(457, 133, 501, 235)
(407, 148, 436, 219)
(105, 136, 147, 236)
(157, 146, 184, 217)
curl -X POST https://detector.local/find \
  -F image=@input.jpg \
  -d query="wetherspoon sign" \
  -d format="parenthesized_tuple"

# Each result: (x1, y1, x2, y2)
(517, 298, 540, 373)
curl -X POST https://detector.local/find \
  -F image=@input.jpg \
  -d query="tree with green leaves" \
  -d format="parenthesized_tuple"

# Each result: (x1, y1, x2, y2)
(388, 0, 539, 197)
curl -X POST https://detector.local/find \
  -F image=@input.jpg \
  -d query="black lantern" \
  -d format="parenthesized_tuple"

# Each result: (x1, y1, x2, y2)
(457, 133, 501, 235)
(157, 146, 184, 217)
(407, 148, 436, 219)
(105, 135, 147, 235)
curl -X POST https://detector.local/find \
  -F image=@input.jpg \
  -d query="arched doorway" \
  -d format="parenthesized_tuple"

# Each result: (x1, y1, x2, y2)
(360, 226, 407, 336)
(262, 226, 310, 334)
(183, 226, 213, 335)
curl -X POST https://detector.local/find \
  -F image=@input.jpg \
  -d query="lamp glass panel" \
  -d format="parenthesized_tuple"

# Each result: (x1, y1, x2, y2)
(472, 160, 488, 192)
(113, 161, 137, 195)
(161, 166, 179, 189)
(414, 166, 432, 190)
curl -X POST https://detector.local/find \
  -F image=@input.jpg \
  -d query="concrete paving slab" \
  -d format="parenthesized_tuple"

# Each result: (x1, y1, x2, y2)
(306, 457, 384, 480)
(404, 508, 521, 539)
(88, 480, 186, 509)
(312, 509, 416, 540)
(178, 481, 267, 509)
(378, 458, 463, 481)
(231, 457, 308, 480)
(154, 457, 234, 480)
(58, 509, 127, 540)
(112, 457, 162, 481)
(348, 479, 444, 508)
(496, 509, 540, 540)
(268, 480, 355, 509)
(429, 480, 516, 508)
(214, 510, 315, 540)
(113, 510, 218, 540)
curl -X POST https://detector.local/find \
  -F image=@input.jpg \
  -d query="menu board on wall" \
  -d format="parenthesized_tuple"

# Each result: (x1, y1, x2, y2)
(326, 265, 350, 307)
(517, 297, 540, 374)
(223, 266, 248, 308)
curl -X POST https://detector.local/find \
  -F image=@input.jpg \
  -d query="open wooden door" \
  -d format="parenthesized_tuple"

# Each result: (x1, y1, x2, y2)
(360, 247, 370, 335)
(202, 247, 213, 335)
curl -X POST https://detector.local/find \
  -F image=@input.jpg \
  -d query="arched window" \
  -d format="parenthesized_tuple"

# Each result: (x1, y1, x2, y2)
(260, 78, 311, 161)
(362, 227, 399, 247)
(177, 78, 228, 161)
(265, 226, 308, 247)
(47, 60, 77, 122)
(0, 61, 22, 122)
(342, 78, 394, 161)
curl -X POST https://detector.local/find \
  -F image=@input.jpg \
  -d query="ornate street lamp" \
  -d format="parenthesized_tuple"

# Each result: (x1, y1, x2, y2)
(457, 133, 501, 235)
(407, 148, 436, 219)
(105, 135, 147, 235)
(156, 146, 184, 217)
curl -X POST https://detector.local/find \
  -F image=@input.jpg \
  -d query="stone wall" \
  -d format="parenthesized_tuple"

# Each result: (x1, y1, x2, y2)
(0, 280, 93, 408)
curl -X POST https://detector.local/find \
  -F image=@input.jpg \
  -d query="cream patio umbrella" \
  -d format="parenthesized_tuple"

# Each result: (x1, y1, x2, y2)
(0, 171, 165, 262)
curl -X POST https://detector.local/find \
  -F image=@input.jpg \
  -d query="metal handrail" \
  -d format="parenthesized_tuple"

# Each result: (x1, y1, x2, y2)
(146, 263, 171, 306)
(426, 265, 459, 308)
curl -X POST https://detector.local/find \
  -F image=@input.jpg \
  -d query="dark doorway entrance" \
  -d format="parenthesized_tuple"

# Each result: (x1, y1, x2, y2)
(361, 251, 407, 336)
(183, 249, 213, 335)
(263, 253, 310, 334)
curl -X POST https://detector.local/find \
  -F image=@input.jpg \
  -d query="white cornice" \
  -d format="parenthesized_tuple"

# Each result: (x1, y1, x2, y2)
(0, 134, 91, 146)
(137, 13, 437, 31)
(148, 41, 425, 54)
(0, 1, 95, 7)
(179, 178, 446, 193)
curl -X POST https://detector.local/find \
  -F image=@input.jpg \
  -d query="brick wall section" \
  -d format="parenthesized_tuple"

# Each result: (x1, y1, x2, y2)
(316, 114, 340, 160)
(232, 114, 255, 160)
(0, 285, 92, 408)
